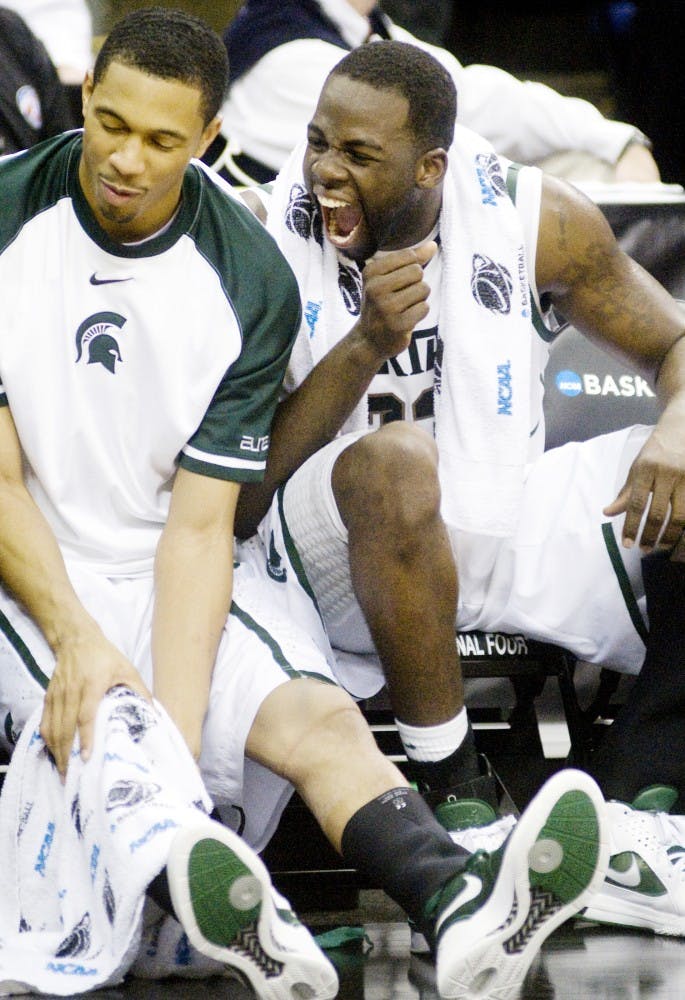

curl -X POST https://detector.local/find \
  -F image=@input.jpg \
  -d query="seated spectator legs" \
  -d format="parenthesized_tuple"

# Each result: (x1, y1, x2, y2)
(581, 551, 685, 934)
(587, 551, 685, 806)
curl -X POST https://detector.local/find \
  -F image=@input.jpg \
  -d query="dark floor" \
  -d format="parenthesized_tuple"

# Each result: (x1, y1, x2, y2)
(83, 895, 685, 999)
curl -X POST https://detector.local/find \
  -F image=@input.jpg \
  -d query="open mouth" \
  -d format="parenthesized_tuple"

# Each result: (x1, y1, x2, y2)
(318, 195, 363, 248)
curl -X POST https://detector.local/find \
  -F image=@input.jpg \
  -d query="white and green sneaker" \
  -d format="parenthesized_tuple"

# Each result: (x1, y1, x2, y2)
(410, 798, 516, 956)
(430, 769, 607, 1000)
(582, 785, 685, 935)
(166, 820, 339, 999)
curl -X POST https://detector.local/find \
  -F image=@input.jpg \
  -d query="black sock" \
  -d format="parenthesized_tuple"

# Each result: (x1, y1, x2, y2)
(407, 726, 481, 793)
(146, 807, 223, 920)
(146, 868, 176, 919)
(340, 786, 469, 925)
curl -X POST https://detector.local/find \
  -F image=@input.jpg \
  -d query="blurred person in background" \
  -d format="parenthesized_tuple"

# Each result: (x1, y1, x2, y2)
(211, 0, 660, 187)
(1, 0, 93, 84)
(0, 5, 77, 156)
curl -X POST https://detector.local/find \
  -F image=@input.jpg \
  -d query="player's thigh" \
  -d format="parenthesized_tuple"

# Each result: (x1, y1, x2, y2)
(0, 564, 150, 749)
(199, 550, 338, 848)
(457, 425, 650, 669)
(262, 430, 375, 651)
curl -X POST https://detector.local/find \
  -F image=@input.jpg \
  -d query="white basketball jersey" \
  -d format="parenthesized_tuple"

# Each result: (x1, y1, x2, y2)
(0, 134, 301, 574)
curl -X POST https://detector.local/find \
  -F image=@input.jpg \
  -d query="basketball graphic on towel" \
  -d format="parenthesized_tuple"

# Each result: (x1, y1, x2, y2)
(285, 183, 323, 244)
(338, 262, 362, 315)
(476, 153, 507, 197)
(471, 253, 513, 314)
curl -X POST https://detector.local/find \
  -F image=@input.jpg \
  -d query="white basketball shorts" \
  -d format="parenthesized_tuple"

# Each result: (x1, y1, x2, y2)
(0, 536, 337, 853)
(261, 424, 652, 697)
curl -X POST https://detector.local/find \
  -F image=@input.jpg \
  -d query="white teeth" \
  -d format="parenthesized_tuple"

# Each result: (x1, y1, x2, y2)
(318, 196, 349, 208)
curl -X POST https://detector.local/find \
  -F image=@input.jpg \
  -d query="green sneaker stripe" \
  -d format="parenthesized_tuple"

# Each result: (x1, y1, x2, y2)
(435, 798, 497, 832)
(431, 851, 500, 944)
(606, 850, 667, 897)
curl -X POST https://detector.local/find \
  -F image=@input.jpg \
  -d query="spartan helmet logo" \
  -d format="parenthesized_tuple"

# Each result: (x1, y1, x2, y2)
(75, 311, 126, 373)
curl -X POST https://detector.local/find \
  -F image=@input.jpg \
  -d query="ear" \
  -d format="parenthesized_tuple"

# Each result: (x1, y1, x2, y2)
(195, 115, 223, 160)
(416, 148, 448, 190)
(81, 71, 94, 120)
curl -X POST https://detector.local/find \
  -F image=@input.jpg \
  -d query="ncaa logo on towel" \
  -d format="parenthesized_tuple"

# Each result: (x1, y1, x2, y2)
(497, 360, 513, 415)
(474, 153, 507, 206)
(471, 254, 512, 314)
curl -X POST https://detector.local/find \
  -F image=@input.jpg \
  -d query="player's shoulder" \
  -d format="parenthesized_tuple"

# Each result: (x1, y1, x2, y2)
(192, 159, 275, 238)
(0, 132, 78, 252)
(189, 161, 299, 314)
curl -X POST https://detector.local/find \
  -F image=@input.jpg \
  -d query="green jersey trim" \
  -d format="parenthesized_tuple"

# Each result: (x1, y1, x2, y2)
(506, 162, 555, 344)
(180, 449, 265, 482)
(0, 132, 75, 254)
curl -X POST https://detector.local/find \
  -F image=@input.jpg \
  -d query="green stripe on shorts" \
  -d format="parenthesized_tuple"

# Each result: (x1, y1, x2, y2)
(229, 600, 334, 685)
(0, 607, 50, 689)
(601, 521, 649, 643)
(276, 485, 323, 620)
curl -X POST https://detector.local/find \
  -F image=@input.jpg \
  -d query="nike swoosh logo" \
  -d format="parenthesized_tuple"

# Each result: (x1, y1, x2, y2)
(606, 855, 641, 888)
(89, 274, 133, 286)
(435, 873, 483, 934)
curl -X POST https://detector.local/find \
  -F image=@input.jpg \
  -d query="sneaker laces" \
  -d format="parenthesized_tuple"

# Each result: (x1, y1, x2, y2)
(610, 801, 685, 882)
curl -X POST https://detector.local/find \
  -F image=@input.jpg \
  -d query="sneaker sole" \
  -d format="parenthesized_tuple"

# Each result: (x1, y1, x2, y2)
(167, 821, 338, 1000)
(437, 769, 608, 999)
(582, 893, 685, 936)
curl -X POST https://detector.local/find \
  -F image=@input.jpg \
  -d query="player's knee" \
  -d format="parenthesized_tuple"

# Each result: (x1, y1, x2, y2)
(278, 687, 373, 786)
(334, 423, 441, 532)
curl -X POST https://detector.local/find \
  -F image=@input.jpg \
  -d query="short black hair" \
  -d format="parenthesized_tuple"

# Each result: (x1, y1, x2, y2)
(93, 7, 228, 125)
(329, 40, 456, 151)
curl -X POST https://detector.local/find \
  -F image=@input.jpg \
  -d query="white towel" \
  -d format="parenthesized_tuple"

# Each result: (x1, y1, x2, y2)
(266, 144, 369, 436)
(0, 688, 212, 995)
(266, 125, 535, 536)
(435, 126, 533, 536)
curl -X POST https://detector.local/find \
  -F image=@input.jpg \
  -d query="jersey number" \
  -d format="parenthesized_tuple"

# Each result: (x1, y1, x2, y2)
(368, 387, 434, 426)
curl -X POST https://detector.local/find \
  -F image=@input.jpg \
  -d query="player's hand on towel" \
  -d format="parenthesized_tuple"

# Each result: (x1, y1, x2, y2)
(357, 241, 437, 361)
(40, 628, 152, 777)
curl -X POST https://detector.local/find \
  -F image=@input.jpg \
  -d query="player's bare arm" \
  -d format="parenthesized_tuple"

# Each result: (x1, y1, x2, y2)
(0, 407, 150, 776)
(234, 241, 437, 538)
(152, 466, 240, 760)
(537, 174, 685, 552)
